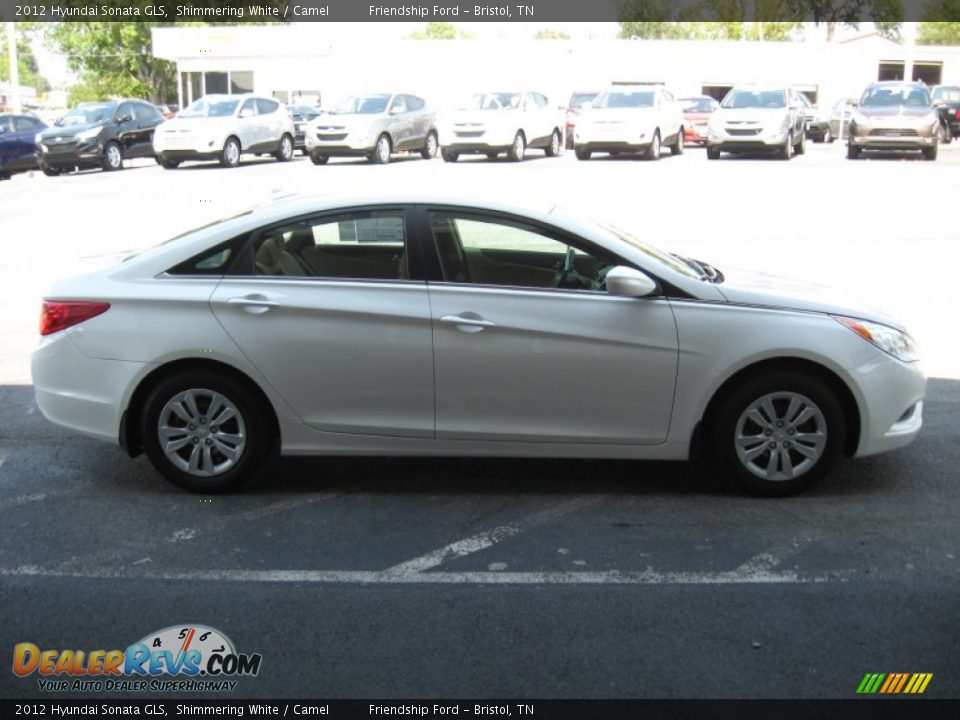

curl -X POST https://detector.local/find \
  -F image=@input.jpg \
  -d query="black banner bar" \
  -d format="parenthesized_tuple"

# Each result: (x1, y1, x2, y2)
(2, 699, 960, 719)
(1, 0, 958, 23)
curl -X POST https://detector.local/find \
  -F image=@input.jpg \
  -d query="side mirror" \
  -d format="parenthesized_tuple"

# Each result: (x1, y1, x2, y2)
(606, 266, 658, 298)
(115, 114, 132, 124)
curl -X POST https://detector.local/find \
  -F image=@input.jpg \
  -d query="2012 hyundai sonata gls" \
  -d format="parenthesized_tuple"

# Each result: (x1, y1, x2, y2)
(31, 194, 924, 495)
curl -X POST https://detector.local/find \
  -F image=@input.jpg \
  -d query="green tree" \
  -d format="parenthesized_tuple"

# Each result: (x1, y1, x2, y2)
(0, 28, 51, 93)
(534, 29, 572, 39)
(918, 21, 960, 44)
(407, 22, 472, 39)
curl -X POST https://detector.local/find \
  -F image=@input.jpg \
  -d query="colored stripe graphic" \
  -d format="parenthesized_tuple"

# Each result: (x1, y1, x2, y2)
(858, 673, 932, 694)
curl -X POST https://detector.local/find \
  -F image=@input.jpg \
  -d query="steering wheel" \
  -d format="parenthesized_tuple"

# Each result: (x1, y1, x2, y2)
(553, 245, 577, 288)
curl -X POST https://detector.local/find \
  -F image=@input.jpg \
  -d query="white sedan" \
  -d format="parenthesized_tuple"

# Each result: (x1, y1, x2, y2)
(32, 194, 924, 495)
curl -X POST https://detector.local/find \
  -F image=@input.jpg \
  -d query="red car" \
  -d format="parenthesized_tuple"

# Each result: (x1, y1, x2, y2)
(680, 96, 719, 145)
(565, 91, 600, 149)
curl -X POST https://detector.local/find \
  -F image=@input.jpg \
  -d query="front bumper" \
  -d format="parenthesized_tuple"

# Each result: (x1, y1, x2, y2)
(37, 140, 104, 168)
(32, 330, 147, 445)
(848, 132, 937, 151)
(852, 352, 926, 458)
(305, 129, 377, 154)
(707, 128, 789, 152)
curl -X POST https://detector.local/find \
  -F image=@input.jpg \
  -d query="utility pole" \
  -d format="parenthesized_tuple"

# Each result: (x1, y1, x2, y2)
(903, 22, 918, 83)
(5, 21, 20, 113)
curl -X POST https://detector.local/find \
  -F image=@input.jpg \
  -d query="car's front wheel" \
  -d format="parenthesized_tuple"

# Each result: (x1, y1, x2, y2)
(847, 144, 861, 160)
(507, 131, 526, 162)
(220, 137, 241, 168)
(574, 147, 591, 160)
(102, 141, 124, 171)
(371, 133, 392, 164)
(309, 151, 329, 165)
(711, 371, 845, 496)
(141, 371, 271, 493)
(441, 148, 459, 163)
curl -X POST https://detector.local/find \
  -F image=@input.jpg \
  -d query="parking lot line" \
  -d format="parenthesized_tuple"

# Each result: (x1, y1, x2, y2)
(384, 495, 601, 575)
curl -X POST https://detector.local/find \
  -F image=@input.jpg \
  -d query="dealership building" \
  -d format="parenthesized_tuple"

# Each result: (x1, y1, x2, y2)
(151, 24, 960, 111)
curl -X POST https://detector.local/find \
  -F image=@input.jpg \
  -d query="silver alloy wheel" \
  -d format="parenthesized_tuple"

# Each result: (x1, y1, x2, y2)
(650, 131, 660, 159)
(280, 135, 293, 160)
(105, 143, 122, 169)
(513, 133, 525, 159)
(550, 131, 560, 155)
(225, 139, 240, 166)
(377, 135, 391, 163)
(425, 133, 437, 157)
(734, 391, 827, 481)
(158, 389, 247, 477)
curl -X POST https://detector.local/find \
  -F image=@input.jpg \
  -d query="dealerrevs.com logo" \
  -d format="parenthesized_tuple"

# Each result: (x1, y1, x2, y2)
(13, 624, 262, 693)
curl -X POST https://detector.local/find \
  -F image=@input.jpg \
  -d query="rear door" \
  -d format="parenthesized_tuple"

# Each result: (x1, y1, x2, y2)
(210, 206, 435, 438)
(256, 98, 283, 148)
(421, 207, 679, 444)
(237, 98, 260, 150)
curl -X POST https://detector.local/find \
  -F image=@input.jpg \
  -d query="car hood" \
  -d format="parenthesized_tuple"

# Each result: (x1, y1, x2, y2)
(582, 108, 656, 122)
(452, 109, 519, 124)
(40, 122, 102, 138)
(160, 116, 235, 130)
(713, 108, 788, 122)
(714, 266, 904, 330)
(857, 105, 934, 118)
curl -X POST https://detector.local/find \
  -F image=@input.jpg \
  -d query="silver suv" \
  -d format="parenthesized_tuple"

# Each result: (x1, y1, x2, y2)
(706, 86, 807, 160)
(305, 93, 438, 165)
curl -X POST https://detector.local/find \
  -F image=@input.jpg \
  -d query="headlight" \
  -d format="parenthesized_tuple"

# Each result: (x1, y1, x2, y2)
(76, 127, 101, 142)
(835, 316, 919, 363)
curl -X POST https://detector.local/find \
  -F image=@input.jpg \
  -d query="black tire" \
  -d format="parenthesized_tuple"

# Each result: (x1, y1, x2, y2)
(545, 129, 561, 157)
(779, 134, 793, 160)
(923, 143, 938, 161)
(102, 141, 123, 171)
(507, 131, 526, 162)
(421, 131, 439, 160)
(706, 146, 720, 160)
(275, 134, 294, 162)
(0, 172, 9, 181)
(156, 155, 180, 169)
(220, 137, 241, 167)
(486, 152, 498, 160)
(41, 164, 62, 177)
(645, 130, 661, 160)
(794, 131, 806, 155)
(371, 133, 392, 164)
(141, 370, 272, 493)
(575, 147, 591, 160)
(847, 144, 860, 160)
(710, 371, 846, 497)
(441, 148, 458, 163)
(669, 127, 684, 155)
(309, 151, 329, 165)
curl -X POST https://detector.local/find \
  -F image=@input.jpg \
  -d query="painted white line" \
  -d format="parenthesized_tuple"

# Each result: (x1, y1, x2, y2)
(0, 564, 849, 585)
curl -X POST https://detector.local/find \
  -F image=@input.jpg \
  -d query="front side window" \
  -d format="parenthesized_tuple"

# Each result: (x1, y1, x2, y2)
(239, 99, 258, 117)
(253, 210, 410, 280)
(14, 116, 40, 132)
(389, 95, 407, 114)
(429, 211, 614, 292)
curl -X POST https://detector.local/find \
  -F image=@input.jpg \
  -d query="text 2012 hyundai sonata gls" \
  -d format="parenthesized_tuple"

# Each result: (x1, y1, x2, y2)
(31, 194, 925, 496)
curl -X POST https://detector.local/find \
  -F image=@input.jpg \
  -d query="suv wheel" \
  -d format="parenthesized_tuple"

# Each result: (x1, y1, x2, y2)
(275, 134, 294, 162)
(441, 148, 459, 163)
(220, 137, 241, 168)
(846, 144, 861, 160)
(310, 151, 329, 165)
(545, 130, 561, 157)
(923, 143, 938, 161)
(41, 164, 62, 177)
(102, 141, 123, 171)
(575, 147, 592, 160)
(507, 131, 526, 162)
(421, 131, 438, 160)
(669, 127, 684, 155)
(822, 127, 832, 143)
(779, 134, 793, 160)
(706, 146, 721, 160)
(371, 134, 392, 164)
(794, 131, 806, 155)
(645, 130, 661, 160)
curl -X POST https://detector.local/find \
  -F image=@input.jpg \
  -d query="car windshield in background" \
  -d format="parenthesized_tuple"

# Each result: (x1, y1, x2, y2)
(860, 86, 930, 108)
(179, 98, 240, 118)
(722, 90, 786, 109)
(595, 91, 655, 109)
(932, 86, 960, 102)
(680, 97, 717, 112)
(329, 95, 390, 114)
(59, 104, 115, 126)
(570, 93, 598, 108)
(288, 105, 318, 116)
(468, 93, 522, 110)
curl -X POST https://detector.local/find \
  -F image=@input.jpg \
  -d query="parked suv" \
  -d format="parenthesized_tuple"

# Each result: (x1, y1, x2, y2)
(35, 100, 163, 175)
(440, 91, 563, 162)
(706, 86, 807, 160)
(574, 84, 685, 160)
(288, 104, 322, 153)
(847, 82, 939, 161)
(153, 94, 295, 168)
(0, 113, 45, 180)
(304, 93, 437, 165)
(931, 85, 959, 144)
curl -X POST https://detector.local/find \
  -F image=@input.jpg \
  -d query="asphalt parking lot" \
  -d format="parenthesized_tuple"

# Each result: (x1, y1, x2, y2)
(1, 142, 959, 699)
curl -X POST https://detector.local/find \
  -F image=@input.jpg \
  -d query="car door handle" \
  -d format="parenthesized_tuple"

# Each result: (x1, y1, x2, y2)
(227, 295, 280, 313)
(440, 314, 496, 331)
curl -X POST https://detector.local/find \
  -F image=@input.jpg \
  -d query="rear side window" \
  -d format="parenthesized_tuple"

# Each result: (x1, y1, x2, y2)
(14, 116, 40, 132)
(407, 95, 425, 111)
(166, 236, 247, 276)
(256, 98, 279, 115)
(135, 102, 163, 124)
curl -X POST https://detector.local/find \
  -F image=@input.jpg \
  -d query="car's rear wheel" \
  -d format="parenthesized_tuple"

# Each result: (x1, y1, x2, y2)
(156, 155, 180, 169)
(794, 130, 806, 155)
(575, 147, 591, 160)
(421, 131, 439, 160)
(102, 141, 123, 171)
(220, 137, 241, 168)
(711, 371, 845, 496)
(508, 131, 526, 162)
(275, 134, 294, 162)
(669, 127, 684, 155)
(441, 148, 459, 163)
(141, 371, 271, 493)
(545, 129, 561, 157)
(645, 130, 661, 160)
(371, 133, 392, 164)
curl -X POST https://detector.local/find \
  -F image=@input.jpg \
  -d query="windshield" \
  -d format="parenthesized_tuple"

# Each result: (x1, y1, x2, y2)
(680, 97, 717, 113)
(59, 103, 115, 126)
(569, 92, 598, 109)
(932, 86, 960, 103)
(179, 97, 240, 118)
(860, 85, 930, 108)
(594, 90, 656, 109)
(468, 93, 522, 111)
(721, 89, 786, 109)
(329, 94, 390, 115)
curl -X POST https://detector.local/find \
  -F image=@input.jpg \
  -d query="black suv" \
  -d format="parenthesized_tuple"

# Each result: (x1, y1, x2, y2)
(36, 99, 164, 175)
(932, 85, 959, 143)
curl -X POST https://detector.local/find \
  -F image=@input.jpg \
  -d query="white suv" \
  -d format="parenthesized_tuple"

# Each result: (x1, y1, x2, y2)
(440, 91, 564, 162)
(574, 84, 685, 160)
(153, 94, 296, 169)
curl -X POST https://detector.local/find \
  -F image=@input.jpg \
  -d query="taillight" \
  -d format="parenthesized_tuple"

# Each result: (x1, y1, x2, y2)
(955, 108, 960, 119)
(40, 301, 110, 336)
